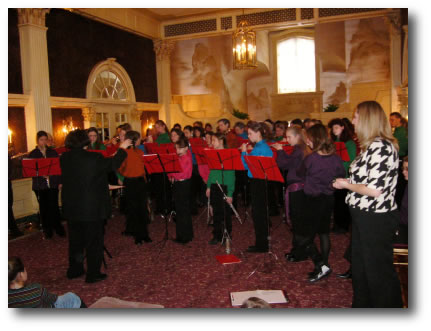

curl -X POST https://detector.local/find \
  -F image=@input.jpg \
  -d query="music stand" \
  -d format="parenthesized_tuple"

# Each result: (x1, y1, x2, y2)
(204, 149, 244, 258)
(243, 155, 286, 278)
(269, 143, 293, 225)
(142, 153, 182, 257)
(192, 146, 213, 225)
(22, 158, 61, 232)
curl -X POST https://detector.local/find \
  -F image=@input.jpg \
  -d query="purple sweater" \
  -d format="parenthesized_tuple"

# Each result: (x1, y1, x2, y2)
(276, 145, 305, 186)
(298, 152, 345, 196)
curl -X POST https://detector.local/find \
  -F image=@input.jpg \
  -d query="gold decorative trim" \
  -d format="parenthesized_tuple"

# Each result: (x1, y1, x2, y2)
(153, 39, 175, 61)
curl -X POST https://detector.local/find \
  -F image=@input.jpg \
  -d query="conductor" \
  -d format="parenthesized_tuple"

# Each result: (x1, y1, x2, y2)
(60, 129, 132, 283)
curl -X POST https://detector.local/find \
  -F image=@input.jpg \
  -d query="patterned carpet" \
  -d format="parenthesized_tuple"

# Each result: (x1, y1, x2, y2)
(8, 207, 353, 308)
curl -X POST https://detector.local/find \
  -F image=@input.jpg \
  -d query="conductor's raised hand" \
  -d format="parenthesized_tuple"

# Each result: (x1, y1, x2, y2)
(272, 143, 282, 150)
(240, 143, 248, 153)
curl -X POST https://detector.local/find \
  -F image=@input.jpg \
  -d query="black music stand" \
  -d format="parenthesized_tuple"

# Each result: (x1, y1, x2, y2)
(243, 155, 286, 278)
(143, 153, 182, 257)
(22, 158, 61, 233)
(204, 149, 244, 258)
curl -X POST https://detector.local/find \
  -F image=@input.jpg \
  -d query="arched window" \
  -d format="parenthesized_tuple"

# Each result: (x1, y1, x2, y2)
(92, 70, 127, 100)
(86, 58, 136, 102)
(272, 29, 317, 94)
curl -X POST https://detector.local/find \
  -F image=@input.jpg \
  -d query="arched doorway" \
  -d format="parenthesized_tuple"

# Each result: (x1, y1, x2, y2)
(85, 58, 137, 140)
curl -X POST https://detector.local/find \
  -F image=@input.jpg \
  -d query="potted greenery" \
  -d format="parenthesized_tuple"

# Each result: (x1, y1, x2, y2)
(232, 108, 249, 120)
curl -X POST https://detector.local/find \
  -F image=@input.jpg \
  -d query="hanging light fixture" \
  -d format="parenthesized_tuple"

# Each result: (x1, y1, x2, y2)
(232, 12, 257, 70)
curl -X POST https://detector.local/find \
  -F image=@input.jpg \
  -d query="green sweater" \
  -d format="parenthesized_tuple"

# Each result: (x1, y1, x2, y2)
(156, 132, 171, 145)
(393, 126, 408, 157)
(343, 139, 357, 177)
(88, 142, 106, 150)
(207, 169, 235, 197)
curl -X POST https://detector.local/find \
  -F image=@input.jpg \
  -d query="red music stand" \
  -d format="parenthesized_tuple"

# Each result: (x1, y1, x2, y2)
(143, 143, 157, 155)
(192, 146, 210, 166)
(189, 137, 207, 147)
(105, 144, 118, 157)
(143, 152, 182, 253)
(22, 158, 62, 178)
(244, 156, 284, 183)
(54, 147, 69, 156)
(335, 142, 350, 162)
(203, 148, 245, 171)
(88, 150, 111, 158)
(243, 155, 285, 278)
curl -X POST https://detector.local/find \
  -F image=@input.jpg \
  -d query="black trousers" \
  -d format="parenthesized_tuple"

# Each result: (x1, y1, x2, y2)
(67, 220, 104, 278)
(34, 188, 64, 236)
(152, 173, 172, 214)
(250, 178, 269, 249)
(124, 177, 150, 240)
(350, 207, 403, 308)
(173, 179, 193, 241)
(300, 194, 334, 267)
(210, 184, 232, 240)
(288, 190, 308, 259)
(333, 189, 351, 232)
(233, 170, 249, 208)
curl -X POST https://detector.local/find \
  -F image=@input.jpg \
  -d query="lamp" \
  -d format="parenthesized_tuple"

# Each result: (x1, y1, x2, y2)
(232, 15, 257, 70)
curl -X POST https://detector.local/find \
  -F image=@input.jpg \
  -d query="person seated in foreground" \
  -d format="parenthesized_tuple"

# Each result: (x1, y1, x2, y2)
(241, 297, 272, 308)
(8, 256, 86, 308)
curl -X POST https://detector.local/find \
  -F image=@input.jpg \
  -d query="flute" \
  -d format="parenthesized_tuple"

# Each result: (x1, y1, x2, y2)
(215, 181, 243, 225)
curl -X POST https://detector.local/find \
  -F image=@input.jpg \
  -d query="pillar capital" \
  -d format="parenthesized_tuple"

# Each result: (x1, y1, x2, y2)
(17, 8, 50, 28)
(81, 107, 96, 122)
(384, 11, 402, 36)
(153, 39, 175, 61)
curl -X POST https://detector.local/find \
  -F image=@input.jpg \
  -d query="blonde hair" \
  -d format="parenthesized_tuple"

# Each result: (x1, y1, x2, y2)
(355, 101, 399, 152)
(286, 126, 311, 156)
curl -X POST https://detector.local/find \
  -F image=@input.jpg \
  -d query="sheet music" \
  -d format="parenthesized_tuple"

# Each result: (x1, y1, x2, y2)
(230, 289, 288, 306)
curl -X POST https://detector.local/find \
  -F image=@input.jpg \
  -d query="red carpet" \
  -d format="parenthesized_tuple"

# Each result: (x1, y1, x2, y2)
(8, 208, 353, 308)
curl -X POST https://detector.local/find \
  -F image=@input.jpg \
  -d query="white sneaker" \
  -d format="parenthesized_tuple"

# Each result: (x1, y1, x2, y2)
(309, 264, 332, 283)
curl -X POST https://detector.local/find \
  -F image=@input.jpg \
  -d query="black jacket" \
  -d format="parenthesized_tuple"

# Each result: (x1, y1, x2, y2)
(60, 148, 127, 222)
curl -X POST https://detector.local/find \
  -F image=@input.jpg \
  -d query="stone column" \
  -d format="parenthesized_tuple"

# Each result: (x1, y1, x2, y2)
(18, 8, 52, 150)
(153, 39, 175, 128)
(384, 11, 402, 114)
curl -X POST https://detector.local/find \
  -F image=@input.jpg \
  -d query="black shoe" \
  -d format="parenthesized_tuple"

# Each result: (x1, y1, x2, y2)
(56, 228, 66, 237)
(309, 265, 332, 283)
(285, 253, 307, 262)
(10, 229, 24, 238)
(143, 237, 152, 243)
(43, 231, 53, 239)
(336, 269, 352, 279)
(208, 238, 220, 245)
(135, 238, 143, 246)
(67, 267, 85, 279)
(246, 246, 268, 253)
(85, 273, 107, 283)
(308, 267, 320, 278)
(173, 238, 187, 245)
(122, 231, 133, 237)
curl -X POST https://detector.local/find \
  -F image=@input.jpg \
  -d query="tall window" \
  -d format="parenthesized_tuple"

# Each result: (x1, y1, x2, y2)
(277, 37, 316, 93)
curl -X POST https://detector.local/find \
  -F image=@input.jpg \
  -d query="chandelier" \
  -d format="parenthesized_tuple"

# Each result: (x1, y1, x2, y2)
(232, 18, 257, 70)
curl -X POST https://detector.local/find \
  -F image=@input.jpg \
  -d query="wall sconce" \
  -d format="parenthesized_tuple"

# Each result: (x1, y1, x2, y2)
(8, 128, 13, 144)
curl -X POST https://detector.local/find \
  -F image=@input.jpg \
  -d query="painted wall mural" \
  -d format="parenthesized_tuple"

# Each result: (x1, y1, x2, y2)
(170, 16, 390, 121)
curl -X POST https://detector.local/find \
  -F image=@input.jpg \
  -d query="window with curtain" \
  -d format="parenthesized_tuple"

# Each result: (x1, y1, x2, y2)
(277, 37, 316, 93)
